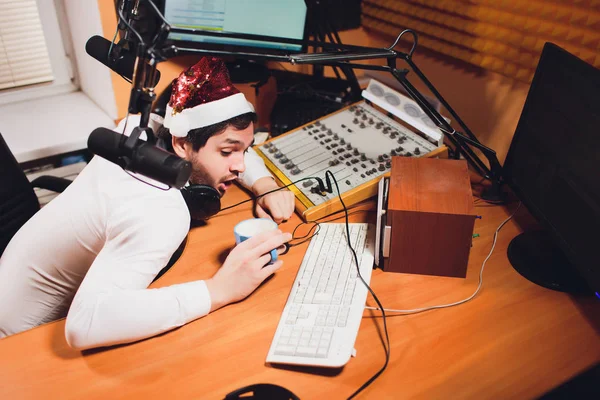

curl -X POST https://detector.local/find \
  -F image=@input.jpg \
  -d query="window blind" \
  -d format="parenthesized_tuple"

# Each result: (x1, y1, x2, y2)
(0, 0, 53, 91)
(362, 0, 600, 83)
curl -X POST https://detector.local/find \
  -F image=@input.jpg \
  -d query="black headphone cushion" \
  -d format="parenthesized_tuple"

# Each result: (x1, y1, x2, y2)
(180, 184, 221, 220)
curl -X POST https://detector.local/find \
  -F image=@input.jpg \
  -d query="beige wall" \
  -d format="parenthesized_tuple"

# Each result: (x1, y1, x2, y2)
(97, 4, 530, 164)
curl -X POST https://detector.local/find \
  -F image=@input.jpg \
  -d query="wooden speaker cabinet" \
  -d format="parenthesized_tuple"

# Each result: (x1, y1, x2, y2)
(384, 156, 476, 278)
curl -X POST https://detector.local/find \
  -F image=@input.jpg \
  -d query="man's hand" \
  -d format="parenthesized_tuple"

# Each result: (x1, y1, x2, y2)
(205, 229, 292, 312)
(252, 177, 295, 224)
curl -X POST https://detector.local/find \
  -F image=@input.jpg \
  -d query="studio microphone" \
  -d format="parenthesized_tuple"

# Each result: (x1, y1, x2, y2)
(85, 35, 161, 85)
(88, 127, 191, 189)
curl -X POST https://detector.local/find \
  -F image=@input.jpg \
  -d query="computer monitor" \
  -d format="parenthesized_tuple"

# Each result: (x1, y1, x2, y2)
(503, 43, 600, 295)
(162, 0, 308, 53)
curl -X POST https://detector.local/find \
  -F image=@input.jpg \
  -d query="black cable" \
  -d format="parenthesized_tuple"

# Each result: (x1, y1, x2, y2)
(116, 7, 144, 45)
(322, 171, 390, 399)
(289, 221, 321, 247)
(144, 0, 169, 24)
(218, 175, 327, 214)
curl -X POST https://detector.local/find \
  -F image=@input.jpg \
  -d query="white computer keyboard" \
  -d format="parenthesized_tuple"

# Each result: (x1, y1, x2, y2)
(266, 223, 375, 368)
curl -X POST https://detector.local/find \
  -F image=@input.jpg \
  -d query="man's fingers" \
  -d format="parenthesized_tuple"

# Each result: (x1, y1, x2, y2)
(277, 243, 290, 255)
(270, 205, 285, 224)
(254, 252, 273, 269)
(255, 203, 271, 220)
(234, 229, 279, 252)
(249, 231, 292, 259)
(286, 192, 296, 218)
(261, 259, 283, 278)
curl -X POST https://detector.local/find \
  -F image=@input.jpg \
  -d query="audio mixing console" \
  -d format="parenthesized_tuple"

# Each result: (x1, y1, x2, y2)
(255, 79, 448, 221)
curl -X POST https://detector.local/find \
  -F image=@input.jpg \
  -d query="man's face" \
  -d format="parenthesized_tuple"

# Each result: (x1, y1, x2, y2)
(187, 123, 255, 196)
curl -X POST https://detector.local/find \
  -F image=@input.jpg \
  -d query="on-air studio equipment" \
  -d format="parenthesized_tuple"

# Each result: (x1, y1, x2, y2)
(85, 0, 504, 222)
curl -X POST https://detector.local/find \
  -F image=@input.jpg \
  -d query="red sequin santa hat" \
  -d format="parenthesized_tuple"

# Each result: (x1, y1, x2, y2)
(163, 57, 254, 137)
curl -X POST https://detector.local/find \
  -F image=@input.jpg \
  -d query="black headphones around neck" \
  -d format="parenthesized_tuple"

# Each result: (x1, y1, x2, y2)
(180, 183, 221, 220)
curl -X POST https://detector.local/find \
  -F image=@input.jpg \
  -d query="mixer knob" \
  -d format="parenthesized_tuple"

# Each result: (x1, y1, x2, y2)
(279, 157, 289, 164)
(353, 148, 359, 155)
(346, 143, 352, 150)
(414, 147, 421, 155)
(382, 127, 390, 134)
(285, 162, 295, 169)
(377, 155, 384, 162)
(302, 180, 314, 188)
(349, 106, 355, 112)
(396, 146, 404, 152)
(340, 139, 345, 145)
(360, 154, 366, 161)
(321, 125, 327, 131)
(375, 122, 382, 129)
(327, 129, 333, 135)
(359, 123, 365, 128)
(391, 149, 397, 156)
(355, 110, 361, 116)
(368, 118, 374, 124)
(382, 154, 389, 159)
(333, 134, 339, 140)
(291, 167, 301, 175)
(268, 146, 278, 153)
(263, 142, 272, 148)
(390, 132, 397, 139)
(378, 164, 386, 171)
(274, 152, 283, 158)
(385, 161, 391, 169)
(405, 152, 413, 157)
(315, 121, 321, 126)
(353, 118, 359, 124)
(361, 114, 367, 120)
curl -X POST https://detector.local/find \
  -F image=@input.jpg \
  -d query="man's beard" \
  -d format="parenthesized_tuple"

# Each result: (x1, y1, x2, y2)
(188, 164, 223, 196)
(188, 161, 239, 197)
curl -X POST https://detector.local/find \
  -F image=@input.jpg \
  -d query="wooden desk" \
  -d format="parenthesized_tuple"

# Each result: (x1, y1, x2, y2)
(1, 185, 599, 399)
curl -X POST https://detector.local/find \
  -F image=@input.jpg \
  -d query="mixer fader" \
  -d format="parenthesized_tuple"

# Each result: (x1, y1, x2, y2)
(256, 80, 448, 221)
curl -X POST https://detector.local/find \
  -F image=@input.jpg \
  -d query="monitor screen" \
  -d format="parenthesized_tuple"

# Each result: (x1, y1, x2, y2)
(163, 0, 308, 52)
(503, 43, 600, 293)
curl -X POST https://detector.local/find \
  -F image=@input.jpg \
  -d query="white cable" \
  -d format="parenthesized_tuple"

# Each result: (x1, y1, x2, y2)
(365, 202, 522, 314)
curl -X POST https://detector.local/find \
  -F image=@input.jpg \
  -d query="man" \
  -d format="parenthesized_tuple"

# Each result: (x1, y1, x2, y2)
(0, 57, 295, 349)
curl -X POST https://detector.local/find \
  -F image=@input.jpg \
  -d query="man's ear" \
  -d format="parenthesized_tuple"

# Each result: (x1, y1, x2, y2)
(171, 136, 191, 159)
